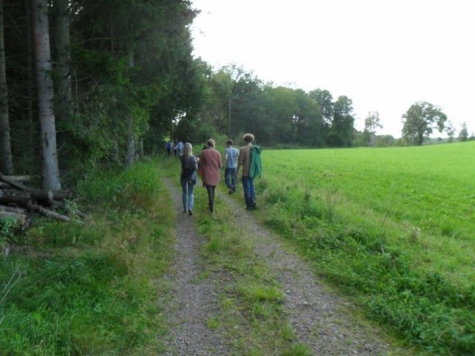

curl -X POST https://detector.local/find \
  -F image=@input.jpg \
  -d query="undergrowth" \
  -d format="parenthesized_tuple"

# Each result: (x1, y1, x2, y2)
(0, 158, 175, 355)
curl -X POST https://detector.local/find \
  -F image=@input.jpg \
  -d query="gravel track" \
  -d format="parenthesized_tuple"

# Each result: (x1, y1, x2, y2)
(161, 177, 401, 355)
(161, 178, 230, 355)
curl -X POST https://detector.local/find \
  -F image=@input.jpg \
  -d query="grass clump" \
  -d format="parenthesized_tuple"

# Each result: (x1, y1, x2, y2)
(0, 159, 175, 355)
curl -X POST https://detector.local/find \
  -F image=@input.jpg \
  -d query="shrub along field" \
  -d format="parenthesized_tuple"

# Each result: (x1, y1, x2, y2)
(255, 141, 475, 355)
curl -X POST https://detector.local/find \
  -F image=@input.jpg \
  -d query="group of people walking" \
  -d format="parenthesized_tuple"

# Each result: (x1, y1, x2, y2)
(176, 133, 261, 215)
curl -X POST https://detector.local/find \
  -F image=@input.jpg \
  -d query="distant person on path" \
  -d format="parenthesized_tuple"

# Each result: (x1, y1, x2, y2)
(180, 142, 198, 216)
(237, 133, 262, 210)
(166, 140, 174, 156)
(224, 139, 239, 194)
(176, 140, 184, 157)
(198, 139, 222, 213)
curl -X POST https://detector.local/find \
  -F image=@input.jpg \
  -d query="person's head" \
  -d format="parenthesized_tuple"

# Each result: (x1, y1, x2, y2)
(207, 139, 215, 148)
(226, 139, 233, 147)
(243, 133, 254, 144)
(184, 142, 193, 157)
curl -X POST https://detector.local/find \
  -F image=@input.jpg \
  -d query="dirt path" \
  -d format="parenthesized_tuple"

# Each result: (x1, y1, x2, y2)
(161, 178, 400, 355)
(160, 178, 230, 355)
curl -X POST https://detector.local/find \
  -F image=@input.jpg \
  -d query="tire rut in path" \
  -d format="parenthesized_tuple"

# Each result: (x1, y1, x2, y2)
(220, 191, 395, 355)
(160, 178, 229, 355)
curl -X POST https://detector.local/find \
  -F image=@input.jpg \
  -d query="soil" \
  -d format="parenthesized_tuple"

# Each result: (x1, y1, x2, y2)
(160, 178, 402, 355)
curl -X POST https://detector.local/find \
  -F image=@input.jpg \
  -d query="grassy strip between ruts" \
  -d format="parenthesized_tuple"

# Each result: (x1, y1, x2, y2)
(0, 158, 175, 355)
(252, 143, 475, 356)
(161, 156, 312, 355)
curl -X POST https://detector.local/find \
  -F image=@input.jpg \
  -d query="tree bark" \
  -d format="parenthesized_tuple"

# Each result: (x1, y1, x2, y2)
(125, 51, 135, 167)
(0, 0, 14, 175)
(53, 0, 71, 119)
(53, 0, 72, 170)
(32, 0, 61, 190)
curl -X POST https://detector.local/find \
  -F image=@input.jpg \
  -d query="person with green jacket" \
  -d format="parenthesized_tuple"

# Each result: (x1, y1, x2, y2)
(237, 133, 262, 210)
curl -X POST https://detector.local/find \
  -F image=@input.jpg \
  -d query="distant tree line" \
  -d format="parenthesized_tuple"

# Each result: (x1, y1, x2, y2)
(1, 1, 473, 189)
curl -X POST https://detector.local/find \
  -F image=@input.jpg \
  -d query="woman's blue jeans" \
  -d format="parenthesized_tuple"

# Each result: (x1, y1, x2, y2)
(181, 179, 196, 211)
(241, 176, 255, 208)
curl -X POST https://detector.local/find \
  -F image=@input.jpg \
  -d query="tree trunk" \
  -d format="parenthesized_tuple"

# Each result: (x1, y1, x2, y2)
(53, 0, 71, 118)
(53, 0, 72, 171)
(0, 0, 13, 175)
(25, 0, 36, 169)
(32, 0, 61, 190)
(125, 51, 135, 167)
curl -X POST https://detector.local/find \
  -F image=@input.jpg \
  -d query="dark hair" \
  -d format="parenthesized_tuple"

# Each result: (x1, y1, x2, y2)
(226, 139, 233, 145)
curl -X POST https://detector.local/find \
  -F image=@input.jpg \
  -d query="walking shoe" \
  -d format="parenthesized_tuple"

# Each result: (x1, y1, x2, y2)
(251, 200, 257, 208)
(188, 210, 193, 216)
(228, 189, 233, 194)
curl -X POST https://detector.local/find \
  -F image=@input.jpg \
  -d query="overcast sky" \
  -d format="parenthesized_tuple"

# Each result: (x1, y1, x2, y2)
(190, 0, 475, 138)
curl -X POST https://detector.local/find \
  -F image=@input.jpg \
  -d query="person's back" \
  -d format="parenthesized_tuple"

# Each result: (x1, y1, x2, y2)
(177, 141, 184, 156)
(199, 139, 222, 212)
(225, 145, 239, 169)
(237, 133, 258, 210)
(225, 140, 239, 194)
(200, 146, 221, 186)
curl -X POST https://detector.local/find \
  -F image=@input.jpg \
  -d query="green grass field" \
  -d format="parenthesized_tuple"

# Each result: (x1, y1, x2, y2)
(256, 141, 475, 355)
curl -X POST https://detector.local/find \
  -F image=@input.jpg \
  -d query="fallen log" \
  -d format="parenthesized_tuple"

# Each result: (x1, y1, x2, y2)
(27, 203, 71, 223)
(0, 175, 31, 182)
(0, 189, 72, 205)
(0, 205, 27, 214)
(0, 190, 32, 205)
(0, 174, 30, 190)
(31, 190, 72, 201)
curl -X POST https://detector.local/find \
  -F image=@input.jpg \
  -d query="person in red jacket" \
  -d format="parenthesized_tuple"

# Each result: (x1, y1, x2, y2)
(198, 139, 222, 212)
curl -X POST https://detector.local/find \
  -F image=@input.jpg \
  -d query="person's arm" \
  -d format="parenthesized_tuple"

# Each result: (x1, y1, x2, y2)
(237, 149, 242, 176)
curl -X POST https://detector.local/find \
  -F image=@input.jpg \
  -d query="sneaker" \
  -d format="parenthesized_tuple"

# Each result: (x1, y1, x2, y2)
(228, 189, 233, 195)
(251, 200, 257, 208)
(188, 210, 193, 216)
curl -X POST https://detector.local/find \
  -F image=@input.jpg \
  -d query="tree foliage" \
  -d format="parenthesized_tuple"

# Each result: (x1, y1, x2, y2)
(3, 0, 203, 184)
(402, 101, 447, 145)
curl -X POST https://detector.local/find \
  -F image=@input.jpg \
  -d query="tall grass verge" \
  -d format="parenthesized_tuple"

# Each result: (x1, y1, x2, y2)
(0, 158, 175, 355)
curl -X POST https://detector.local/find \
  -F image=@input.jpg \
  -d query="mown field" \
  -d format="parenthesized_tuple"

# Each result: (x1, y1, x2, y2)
(254, 141, 475, 355)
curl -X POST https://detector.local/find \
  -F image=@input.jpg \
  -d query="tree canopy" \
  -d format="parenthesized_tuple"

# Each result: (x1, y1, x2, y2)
(402, 101, 447, 145)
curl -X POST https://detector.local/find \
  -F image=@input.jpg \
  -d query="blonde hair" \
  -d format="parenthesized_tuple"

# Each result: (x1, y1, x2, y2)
(183, 142, 193, 161)
(243, 133, 254, 143)
(207, 139, 215, 148)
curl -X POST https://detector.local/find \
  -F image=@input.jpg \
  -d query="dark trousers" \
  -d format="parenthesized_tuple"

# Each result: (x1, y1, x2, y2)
(205, 185, 216, 212)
